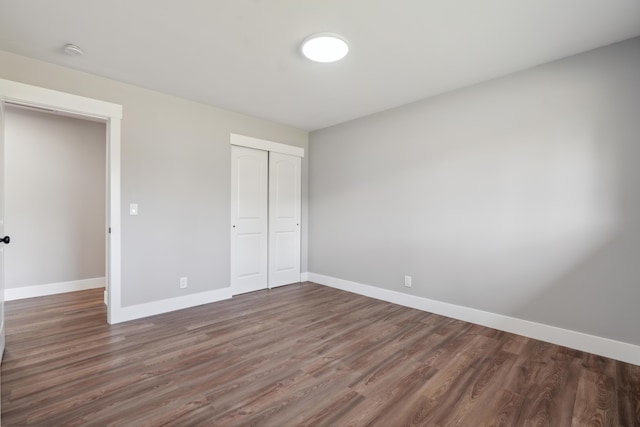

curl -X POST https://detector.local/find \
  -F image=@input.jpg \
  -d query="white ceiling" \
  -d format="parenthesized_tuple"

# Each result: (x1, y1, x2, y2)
(1, 0, 639, 131)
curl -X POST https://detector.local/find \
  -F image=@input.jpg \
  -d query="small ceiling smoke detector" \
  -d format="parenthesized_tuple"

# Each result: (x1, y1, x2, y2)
(301, 33, 349, 63)
(63, 44, 83, 56)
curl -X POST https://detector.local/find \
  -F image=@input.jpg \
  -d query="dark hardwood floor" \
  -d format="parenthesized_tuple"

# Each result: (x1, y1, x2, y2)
(1, 283, 639, 426)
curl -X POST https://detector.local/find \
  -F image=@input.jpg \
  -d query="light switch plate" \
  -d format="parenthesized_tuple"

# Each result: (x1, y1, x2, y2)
(129, 203, 138, 216)
(404, 275, 412, 288)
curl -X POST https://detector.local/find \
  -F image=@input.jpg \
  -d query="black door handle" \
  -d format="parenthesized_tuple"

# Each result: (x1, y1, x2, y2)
(1, 236, 10, 244)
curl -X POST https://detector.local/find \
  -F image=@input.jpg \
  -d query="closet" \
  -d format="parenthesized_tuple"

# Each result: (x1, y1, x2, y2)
(230, 134, 302, 295)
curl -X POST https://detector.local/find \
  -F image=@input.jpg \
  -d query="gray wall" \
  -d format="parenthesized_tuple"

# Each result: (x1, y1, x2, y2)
(0, 51, 308, 307)
(4, 106, 106, 288)
(309, 37, 640, 345)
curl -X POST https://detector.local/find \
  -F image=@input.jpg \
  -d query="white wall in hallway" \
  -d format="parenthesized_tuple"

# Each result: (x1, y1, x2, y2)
(4, 106, 106, 289)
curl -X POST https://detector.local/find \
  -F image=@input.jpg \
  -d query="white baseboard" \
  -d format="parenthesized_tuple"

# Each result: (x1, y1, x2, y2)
(301, 272, 309, 282)
(4, 277, 105, 301)
(109, 287, 233, 324)
(307, 272, 640, 366)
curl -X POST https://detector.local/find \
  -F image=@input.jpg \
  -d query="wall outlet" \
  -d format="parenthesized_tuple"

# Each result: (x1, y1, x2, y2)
(179, 277, 188, 289)
(404, 275, 412, 288)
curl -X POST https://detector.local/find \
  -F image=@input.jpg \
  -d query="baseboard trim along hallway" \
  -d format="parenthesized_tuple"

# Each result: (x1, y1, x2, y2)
(307, 272, 640, 366)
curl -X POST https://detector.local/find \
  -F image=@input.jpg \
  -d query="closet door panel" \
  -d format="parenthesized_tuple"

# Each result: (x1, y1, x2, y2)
(231, 146, 268, 294)
(268, 152, 301, 288)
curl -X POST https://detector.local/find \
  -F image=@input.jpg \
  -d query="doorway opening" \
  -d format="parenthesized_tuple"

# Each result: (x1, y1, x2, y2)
(3, 104, 107, 304)
(0, 78, 122, 325)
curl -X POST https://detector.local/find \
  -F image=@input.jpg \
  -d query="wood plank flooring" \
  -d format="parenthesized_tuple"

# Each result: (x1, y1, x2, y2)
(2, 283, 639, 426)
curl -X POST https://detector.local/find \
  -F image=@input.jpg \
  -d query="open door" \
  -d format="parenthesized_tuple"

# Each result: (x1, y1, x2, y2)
(0, 100, 6, 360)
(0, 101, 5, 423)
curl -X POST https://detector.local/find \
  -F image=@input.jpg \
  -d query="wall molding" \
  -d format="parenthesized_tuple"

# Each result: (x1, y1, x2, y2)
(4, 277, 105, 301)
(109, 287, 233, 324)
(307, 272, 640, 366)
(301, 272, 309, 282)
(230, 133, 304, 158)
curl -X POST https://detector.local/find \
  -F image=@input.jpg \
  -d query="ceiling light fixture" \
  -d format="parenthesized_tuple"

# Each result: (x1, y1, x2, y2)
(63, 43, 83, 56)
(301, 33, 349, 63)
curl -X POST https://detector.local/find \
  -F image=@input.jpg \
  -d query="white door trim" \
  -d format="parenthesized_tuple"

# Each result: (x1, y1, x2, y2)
(0, 78, 123, 324)
(230, 133, 304, 158)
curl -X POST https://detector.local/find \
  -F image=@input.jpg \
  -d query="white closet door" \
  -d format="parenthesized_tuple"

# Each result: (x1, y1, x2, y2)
(231, 146, 268, 295)
(268, 152, 301, 288)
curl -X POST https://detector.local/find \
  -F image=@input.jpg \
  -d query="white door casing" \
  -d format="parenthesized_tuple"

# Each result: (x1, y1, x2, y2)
(231, 146, 268, 294)
(0, 78, 122, 324)
(268, 152, 301, 288)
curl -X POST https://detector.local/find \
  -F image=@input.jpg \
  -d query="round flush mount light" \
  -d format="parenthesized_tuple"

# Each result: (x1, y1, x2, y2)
(301, 33, 349, 63)
(63, 43, 83, 56)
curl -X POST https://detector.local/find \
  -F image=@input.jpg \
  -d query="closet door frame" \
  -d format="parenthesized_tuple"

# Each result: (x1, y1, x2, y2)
(230, 134, 304, 296)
